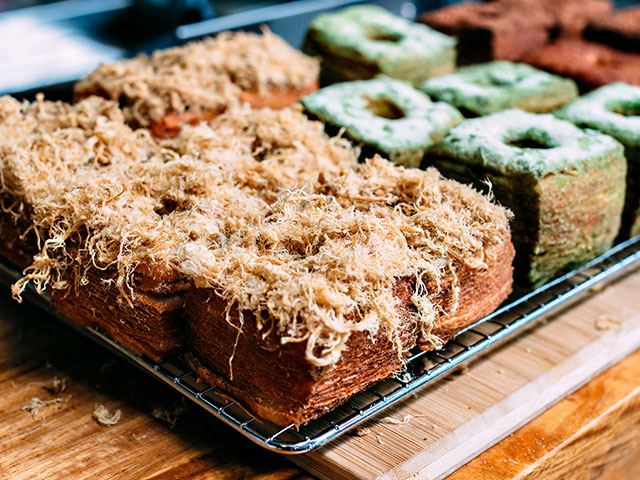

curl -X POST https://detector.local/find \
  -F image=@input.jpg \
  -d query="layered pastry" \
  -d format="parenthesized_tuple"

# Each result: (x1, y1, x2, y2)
(556, 83, 640, 239)
(418, 1, 553, 65)
(490, 0, 612, 38)
(74, 30, 320, 138)
(585, 6, 640, 53)
(0, 94, 147, 270)
(303, 5, 456, 85)
(0, 95, 190, 360)
(524, 39, 640, 90)
(419, 61, 578, 116)
(5, 99, 356, 361)
(301, 77, 462, 167)
(426, 109, 626, 287)
(49, 107, 359, 360)
(183, 157, 514, 426)
(6, 91, 514, 424)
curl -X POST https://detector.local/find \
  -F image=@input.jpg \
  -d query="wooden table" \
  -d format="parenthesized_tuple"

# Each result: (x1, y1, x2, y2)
(1, 277, 639, 479)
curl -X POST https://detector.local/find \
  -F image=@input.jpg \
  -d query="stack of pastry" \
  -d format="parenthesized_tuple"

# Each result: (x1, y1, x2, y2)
(0, 30, 516, 426)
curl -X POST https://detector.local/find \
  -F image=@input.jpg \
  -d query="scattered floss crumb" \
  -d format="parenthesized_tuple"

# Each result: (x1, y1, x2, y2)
(380, 414, 425, 425)
(452, 364, 469, 376)
(595, 315, 622, 331)
(152, 405, 185, 428)
(354, 426, 371, 437)
(43, 377, 66, 395)
(93, 405, 122, 426)
(589, 283, 607, 294)
(21, 397, 65, 421)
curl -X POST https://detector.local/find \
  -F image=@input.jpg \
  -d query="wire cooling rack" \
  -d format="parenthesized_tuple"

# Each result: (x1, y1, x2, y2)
(2, 235, 640, 453)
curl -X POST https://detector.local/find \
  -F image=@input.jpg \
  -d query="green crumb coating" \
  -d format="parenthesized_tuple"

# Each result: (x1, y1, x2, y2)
(556, 83, 640, 239)
(426, 109, 626, 287)
(301, 77, 463, 168)
(556, 83, 640, 148)
(303, 5, 456, 85)
(419, 61, 578, 116)
(428, 109, 623, 178)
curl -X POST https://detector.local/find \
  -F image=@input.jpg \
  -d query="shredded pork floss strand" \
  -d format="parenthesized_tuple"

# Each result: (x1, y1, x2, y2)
(3, 98, 510, 368)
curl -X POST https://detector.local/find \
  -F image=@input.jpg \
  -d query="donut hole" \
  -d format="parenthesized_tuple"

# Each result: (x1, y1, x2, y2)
(485, 72, 526, 87)
(611, 102, 640, 117)
(363, 95, 405, 120)
(506, 135, 554, 150)
(365, 28, 403, 43)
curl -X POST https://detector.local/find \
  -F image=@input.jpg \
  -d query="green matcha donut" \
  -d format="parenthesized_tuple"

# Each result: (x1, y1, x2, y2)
(556, 83, 640, 239)
(303, 5, 456, 85)
(426, 109, 626, 287)
(301, 77, 463, 168)
(419, 61, 578, 116)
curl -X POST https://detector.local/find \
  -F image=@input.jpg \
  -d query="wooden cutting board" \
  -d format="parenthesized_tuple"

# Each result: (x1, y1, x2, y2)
(291, 265, 640, 480)
(0, 267, 639, 480)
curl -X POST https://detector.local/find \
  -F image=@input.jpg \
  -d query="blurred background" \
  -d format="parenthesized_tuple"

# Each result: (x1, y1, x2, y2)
(0, 0, 637, 96)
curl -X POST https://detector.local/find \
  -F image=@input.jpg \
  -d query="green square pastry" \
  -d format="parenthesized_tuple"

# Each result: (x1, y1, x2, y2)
(303, 5, 456, 85)
(301, 77, 463, 168)
(426, 109, 626, 287)
(419, 61, 578, 116)
(556, 83, 640, 239)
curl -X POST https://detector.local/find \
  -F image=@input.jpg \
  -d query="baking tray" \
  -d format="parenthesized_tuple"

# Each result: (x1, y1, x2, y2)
(2, 234, 640, 453)
(4, 0, 640, 454)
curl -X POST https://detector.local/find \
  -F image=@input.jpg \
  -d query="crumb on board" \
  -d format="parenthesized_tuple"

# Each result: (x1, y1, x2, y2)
(354, 426, 371, 437)
(132, 433, 147, 441)
(376, 433, 385, 445)
(452, 364, 469, 376)
(595, 315, 622, 331)
(21, 397, 65, 422)
(152, 405, 185, 428)
(589, 283, 607, 294)
(93, 405, 122, 426)
(497, 368, 505, 375)
(380, 414, 426, 426)
(43, 377, 66, 395)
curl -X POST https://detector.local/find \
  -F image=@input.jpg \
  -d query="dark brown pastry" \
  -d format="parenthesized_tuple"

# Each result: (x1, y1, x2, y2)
(187, 239, 514, 427)
(0, 211, 38, 270)
(493, 0, 612, 37)
(585, 6, 640, 53)
(0, 95, 189, 360)
(51, 264, 187, 361)
(524, 39, 640, 90)
(184, 159, 515, 426)
(75, 30, 320, 139)
(418, 2, 554, 65)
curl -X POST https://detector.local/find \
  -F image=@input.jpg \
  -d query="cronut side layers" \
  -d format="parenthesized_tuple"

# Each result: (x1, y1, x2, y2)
(74, 30, 320, 137)
(3, 98, 360, 363)
(187, 237, 514, 427)
(3, 90, 514, 424)
(184, 161, 514, 426)
(0, 210, 38, 270)
(51, 264, 187, 361)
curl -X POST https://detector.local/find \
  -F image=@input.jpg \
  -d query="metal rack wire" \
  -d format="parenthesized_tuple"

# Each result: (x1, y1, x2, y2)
(2, 235, 640, 453)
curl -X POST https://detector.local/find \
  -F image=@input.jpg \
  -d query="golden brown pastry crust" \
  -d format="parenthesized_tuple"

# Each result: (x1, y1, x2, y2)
(186, 232, 514, 426)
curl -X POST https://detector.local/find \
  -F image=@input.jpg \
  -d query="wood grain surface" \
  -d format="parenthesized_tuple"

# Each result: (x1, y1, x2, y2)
(292, 267, 640, 479)
(0, 268, 639, 480)
(448, 347, 640, 480)
(0, 289, 311, 480)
